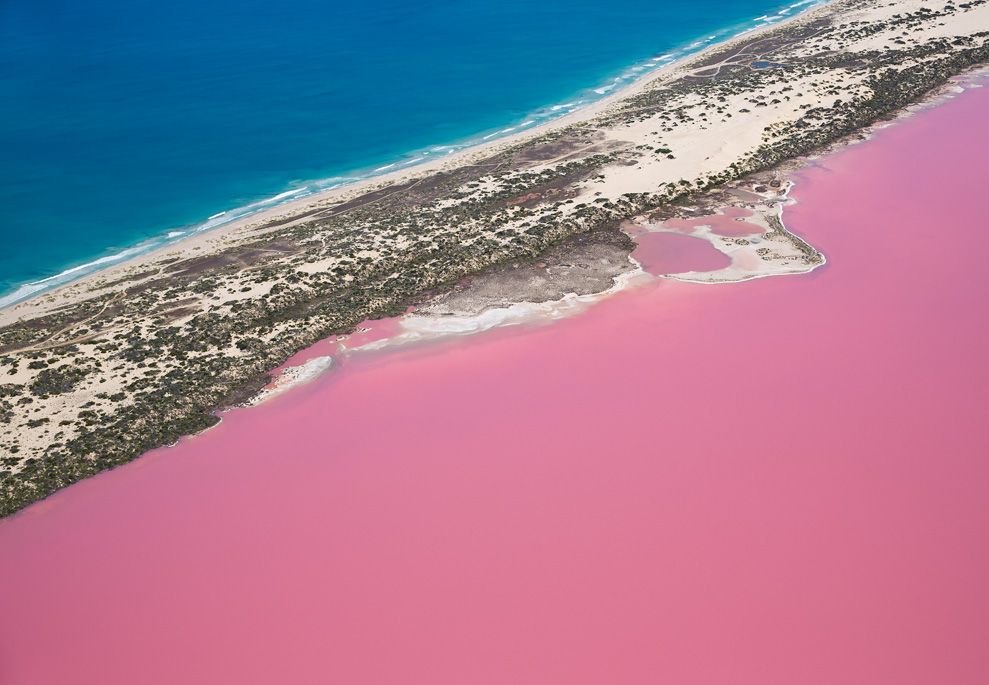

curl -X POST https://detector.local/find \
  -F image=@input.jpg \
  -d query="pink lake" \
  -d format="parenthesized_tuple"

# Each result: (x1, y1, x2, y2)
(2, 84, 989, 684)
(631, 230, 731, 275)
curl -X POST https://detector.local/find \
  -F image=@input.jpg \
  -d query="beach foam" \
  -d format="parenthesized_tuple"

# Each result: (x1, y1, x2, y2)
(0, 246, 146, 309)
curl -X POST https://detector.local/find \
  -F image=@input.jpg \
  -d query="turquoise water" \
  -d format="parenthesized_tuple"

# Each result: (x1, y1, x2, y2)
(0, 0, 816, 305)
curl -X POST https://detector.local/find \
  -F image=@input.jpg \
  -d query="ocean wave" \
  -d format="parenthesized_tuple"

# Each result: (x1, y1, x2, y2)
(264, 188, 307, 203)
(0, 246, 146, 309)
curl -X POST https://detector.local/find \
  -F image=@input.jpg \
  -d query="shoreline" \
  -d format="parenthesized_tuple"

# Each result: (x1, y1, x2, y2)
(242, 62, 987, 419)
(0, 0, 832, 316)
(266, 66, 989, 390)
(268, 61, 989, 394)
(3, 0, 988, 516)
(5, 72, 989, 684)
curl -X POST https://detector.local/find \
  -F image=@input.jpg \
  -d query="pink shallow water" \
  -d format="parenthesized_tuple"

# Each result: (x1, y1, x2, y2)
(3, 86, 989, 684)
(666, 206, 765, 236)
(631, 230, 731, 275)
(265, 315, 404, 379)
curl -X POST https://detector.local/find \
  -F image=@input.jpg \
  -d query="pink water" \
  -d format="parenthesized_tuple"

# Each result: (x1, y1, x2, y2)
(630, 230, 731, 275)
(665, 206, 765, 237)
(3, 85, 989, 684)
(265, 315, 405, 378)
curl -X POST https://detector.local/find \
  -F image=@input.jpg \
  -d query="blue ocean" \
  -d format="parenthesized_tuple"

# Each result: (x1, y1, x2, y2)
(0, 0, 814, 304)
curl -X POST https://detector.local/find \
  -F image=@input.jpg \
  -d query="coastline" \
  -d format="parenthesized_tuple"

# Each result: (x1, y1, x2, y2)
(0, 0, 832, 317)
(3, 0, 988, 516)
(3, 74, 989, 683)
(254, 62, 989, 404)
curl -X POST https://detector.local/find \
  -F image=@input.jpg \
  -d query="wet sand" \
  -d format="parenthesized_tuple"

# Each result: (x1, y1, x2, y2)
(1, 83, 988, 684)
